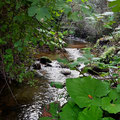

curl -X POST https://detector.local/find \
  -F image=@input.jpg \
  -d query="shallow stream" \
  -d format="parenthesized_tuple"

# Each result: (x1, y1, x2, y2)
(0, 38, 87, 120)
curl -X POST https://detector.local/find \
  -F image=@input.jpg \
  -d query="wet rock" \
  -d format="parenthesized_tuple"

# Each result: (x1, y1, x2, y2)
(117, 51, 120, 56)
(61, 48, 67, 53)
(34, 71, 43, 78)
(32, 63, 41, 70)
(61, 70, 71, 76)
(45, 63, 52, 67)
(99, 39, 109, 46)
(39, 57, 52, 64)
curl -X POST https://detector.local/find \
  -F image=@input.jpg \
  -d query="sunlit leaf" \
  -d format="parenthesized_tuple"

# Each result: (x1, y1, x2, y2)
(78, 106, 103, 120)
(59, 100, 82, 120)
(66, 77, 110, 108)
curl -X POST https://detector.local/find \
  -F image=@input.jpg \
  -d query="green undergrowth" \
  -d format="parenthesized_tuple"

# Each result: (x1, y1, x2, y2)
(40, 0, 120, 119)
(40, 77, 120, 120)
(40, 46, 120, 119)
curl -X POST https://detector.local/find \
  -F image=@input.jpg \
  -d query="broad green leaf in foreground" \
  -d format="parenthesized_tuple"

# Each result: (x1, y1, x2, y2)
(78, 106, 103, 120)
(102, 97, 120, 114)
(116, 84, 120, 93)
(66, 76, 110, 108)
(108, 89, 120, 103)
(59, 100, 82, 120)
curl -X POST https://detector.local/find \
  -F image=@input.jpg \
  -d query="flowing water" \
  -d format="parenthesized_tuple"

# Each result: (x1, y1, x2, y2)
(0, 38, 87, 120)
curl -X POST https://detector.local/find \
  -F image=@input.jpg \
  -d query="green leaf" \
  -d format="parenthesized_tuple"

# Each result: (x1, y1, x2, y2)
(66, 0, 72, 2)
(14, 41, 22, 47)
(77, 57, 89, 64)
(64, 5, 72, 14)
(59, 100, 82, 120)
(68, 61, 79, 68)
(50, 82, 64, 89)
(108, 0, 120, 12)
(36, 7, 51, 21)
(0, 38, 7, 45)
(5, 49, 12, 54)
(66, 77, 110, 108)
(68, 12, 81, 21)
(40, 117, 53, 120)
(28, 6, 51, 21)
(49, 102, 60, 117)
(104, 24, 112, 29)
(40, 102, 60, 120)
(28, 6, 38, 16)
(78, 106, 103, 120)
(102, 117, 115, 120)
(101, 97, 120, 114)
(116, 84, 120, 93)
(108, 89, 119, 102)
(57, 58, 69, 65)
(18, 47, 23, 52)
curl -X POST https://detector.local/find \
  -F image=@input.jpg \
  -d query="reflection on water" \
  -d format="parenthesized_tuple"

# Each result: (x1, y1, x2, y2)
(0, 38, 87, 120)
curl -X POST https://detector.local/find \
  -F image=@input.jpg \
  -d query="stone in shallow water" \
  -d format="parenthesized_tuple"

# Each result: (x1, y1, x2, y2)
(39, 57, 52, 64)
(61, 70, 71, 76)
(32, 63, 41, 70)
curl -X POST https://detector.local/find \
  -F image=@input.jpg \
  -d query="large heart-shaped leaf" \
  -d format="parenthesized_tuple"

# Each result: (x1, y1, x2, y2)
(108, 89, 120, 103)
(59, 100, 82, 120)
(66, 77, 110, 108)
(28, 6, 51, 21)
(78, 106, 103, 120)
(101, 97, 120, 114)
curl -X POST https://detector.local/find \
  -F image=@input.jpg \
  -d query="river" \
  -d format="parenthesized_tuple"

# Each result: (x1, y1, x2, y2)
(0, 37, 87, 120)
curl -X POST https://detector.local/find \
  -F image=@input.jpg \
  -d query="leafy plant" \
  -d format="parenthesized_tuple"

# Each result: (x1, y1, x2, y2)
(59, 77, 120, 119)
(0, 0, 73, 83)
(66, 77, 110, 108)
(108, 0, 120, 12)
(50, 82, 64, 89)
(40, 102, 60, 120)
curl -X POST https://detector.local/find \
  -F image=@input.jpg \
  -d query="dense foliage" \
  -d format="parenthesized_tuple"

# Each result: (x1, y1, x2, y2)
(1, 0, 120, 119)
(41, 47, 120, 119)
(40, 1, 120, 118)
(0, 0, 73, 83)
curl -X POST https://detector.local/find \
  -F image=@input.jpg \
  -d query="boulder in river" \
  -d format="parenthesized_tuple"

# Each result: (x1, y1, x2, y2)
(32, 63, 41, 70)
(45, 63, 52, 67)
(61, 70, 71, 76)
(39, 56, 52, 64)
